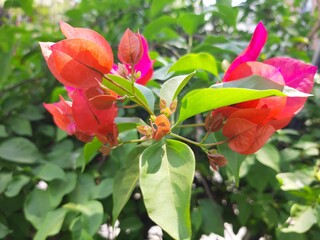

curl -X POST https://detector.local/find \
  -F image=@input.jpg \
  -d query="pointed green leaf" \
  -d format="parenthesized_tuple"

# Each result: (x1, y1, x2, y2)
(0, 223, 12, 239)
(276, 169, 314, 191)
(33, 163, 66, 181)
(212, 75, 312, 97)
(0, 137, 41, 164)
(115, 117, 146, 132)
(84, 137, 102, 165)
(4, 175, 30, 197)
(177, 88, 285, 124)
(144, 16, 176, 40)
(160, 72, 195, 106)
(256, 143, 280, 172)
(103, 74, 154, 112)
(112, 146, 147, 223)
(170, 53, 218, 76)
(33, 208, 68, 240)
(63, 200, 103, 235)
(140, 139, 195, 240)
(281, 204, 317, 233)
(177, 13, 205, 35)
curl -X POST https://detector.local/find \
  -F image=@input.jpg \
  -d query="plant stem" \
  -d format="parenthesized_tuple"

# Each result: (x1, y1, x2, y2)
(170, 132, 201, 147)
(175, 123, 205, 128)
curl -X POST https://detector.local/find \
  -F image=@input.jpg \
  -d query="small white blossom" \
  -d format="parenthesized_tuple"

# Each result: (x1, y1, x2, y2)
(200, 223, 247, 240)
(148, 225, 163, 240)
(36, 180, 48, 190)
(98, 220, 120, 240)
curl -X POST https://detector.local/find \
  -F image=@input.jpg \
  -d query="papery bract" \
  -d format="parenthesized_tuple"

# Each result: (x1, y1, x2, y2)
(209, 22, 317, 155)
(40, 21, 114, 89)
(43, 96, 93, 142)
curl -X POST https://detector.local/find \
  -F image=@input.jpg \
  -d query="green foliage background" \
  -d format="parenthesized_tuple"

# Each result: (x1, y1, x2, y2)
(0, 0, 319, 239)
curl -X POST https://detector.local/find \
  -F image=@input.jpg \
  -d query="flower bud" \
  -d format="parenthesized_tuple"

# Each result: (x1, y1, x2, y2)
(207, 150, 228, 170)
(118, 28, 143, 66)
(205, 111, 224, 132)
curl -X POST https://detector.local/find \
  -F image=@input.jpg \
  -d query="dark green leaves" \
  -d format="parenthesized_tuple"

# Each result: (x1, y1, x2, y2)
(140, 139, 195, 239)
(0, 137, 42, 164)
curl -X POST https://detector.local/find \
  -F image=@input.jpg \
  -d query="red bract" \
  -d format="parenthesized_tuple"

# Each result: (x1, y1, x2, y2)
(69, 88, 118, 146)
(40, 21, 113, 89)
(112, 33, 154, 85)
(43, 96, 93, 143)
(209, 22, 317, 155)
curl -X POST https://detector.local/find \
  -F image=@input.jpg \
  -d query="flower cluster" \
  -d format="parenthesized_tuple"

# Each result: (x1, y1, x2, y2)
(206, 22, 317, 155)
(41, 21, 154, 148)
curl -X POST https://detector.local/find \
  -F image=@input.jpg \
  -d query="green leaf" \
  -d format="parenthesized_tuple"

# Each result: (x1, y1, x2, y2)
(135, 83, 155, 112)
(102, 74, 154, 113)
(112, 146, 147, 223)
(92, 178, 113, 199)
(212, 75, 312, 97)
(276, 169, 314, 191)
(19, 105, 44, 121)
(177, 88, 285, 124)
(198, 199, 224, 235)
(140, 139, 195, 240)
(4, 175, 30, 197)
(255, 143, 280, 172)
(24, 189, 53, 229)
(9, 117, 32, 136)
(63, 200, 103, 235)
(160, 72, 195, 106)
(281, 204, 317, 233)
(144, 16, 177, 40)
(0, 172, 13, 194)
(33, 208, 68, 240)
(0, 124, 8, 137)
(33, 163, 66, 181)
(84, 137, 102, 165)
(0, 137, 41, 164)
(170, 53, 218, 76)
(150, 0, 173, 18)
(115, 117, 146, 132)
(0, 223, 12, 239)
(177, 13, 204, 35)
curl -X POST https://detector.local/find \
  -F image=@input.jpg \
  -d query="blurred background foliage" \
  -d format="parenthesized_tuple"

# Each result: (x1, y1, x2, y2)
(0, 0, 319, 239)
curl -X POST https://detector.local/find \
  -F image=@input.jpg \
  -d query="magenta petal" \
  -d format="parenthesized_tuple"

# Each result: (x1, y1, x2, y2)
(265, 57, 317, 117)
(134, 35, 154, 85)
(224, 22, 268, 82)
(264, 57, 317, 93)
(226, 61, 285, 85)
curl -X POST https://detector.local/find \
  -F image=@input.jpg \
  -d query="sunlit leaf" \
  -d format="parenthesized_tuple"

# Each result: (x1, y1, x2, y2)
(140, 139, 195, 239)
(170, 53, 218, 76)
(159, 72, 195, 106)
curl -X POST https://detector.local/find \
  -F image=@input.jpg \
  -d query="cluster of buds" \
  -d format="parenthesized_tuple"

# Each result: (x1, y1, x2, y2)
(137, 114, 171, 141)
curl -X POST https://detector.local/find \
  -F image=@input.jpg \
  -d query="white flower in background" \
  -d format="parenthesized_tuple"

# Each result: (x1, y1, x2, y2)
(98, 220, 120, 240)
(200, 223, 247, 240)
(36, 180, 48, 190)
(148, 225, 163, 240)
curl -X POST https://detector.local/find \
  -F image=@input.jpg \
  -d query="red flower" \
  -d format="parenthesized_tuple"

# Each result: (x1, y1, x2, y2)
(39, 21, 114, 89)
(209, 22, 317, 155)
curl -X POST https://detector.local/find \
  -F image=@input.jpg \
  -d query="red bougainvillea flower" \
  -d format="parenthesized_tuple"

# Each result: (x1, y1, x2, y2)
(68, 87, 118, 146)
(43, 96, 93, 143)
(112, 32, 154, 85)
(208, 22, 317, 155)
(40, 21, 114, 89)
